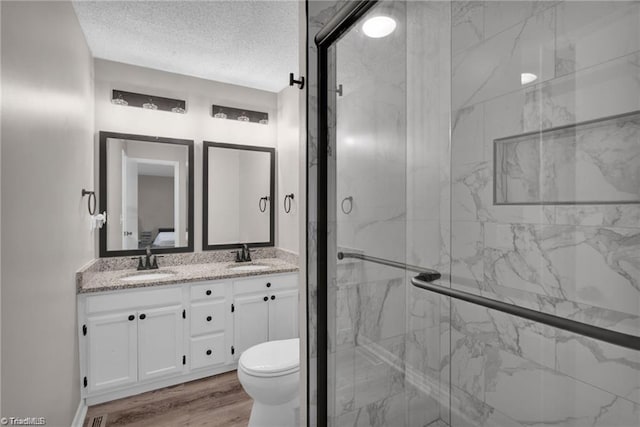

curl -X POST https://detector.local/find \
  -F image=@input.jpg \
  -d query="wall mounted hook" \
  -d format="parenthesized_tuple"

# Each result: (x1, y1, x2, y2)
(289, 73, 305, 90)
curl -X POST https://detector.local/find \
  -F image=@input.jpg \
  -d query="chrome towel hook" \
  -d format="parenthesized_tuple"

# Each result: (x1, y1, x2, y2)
(341, 196, 353, 214)
(82, 189, 97, 215)
(284, 193, 295, 213)
(259, 196, 270, 213)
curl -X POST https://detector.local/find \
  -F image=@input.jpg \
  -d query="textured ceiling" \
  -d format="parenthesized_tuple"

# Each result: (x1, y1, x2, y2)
(72, 1, 299, 93)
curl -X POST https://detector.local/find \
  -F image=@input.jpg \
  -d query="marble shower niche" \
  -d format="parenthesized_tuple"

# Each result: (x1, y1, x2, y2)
(494, 110, 640, 205)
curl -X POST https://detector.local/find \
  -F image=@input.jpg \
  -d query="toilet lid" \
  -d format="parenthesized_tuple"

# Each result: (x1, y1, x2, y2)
(239, 338, 300, 376)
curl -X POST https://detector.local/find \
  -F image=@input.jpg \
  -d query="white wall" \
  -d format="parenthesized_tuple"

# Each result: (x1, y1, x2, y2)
(277, 86, 300, 254)
(94, 59, 278, 253)
(1, 1, 94, 425)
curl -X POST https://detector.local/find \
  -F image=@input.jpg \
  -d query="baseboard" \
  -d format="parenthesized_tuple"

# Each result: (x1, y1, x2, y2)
(71, 399, 87, 427)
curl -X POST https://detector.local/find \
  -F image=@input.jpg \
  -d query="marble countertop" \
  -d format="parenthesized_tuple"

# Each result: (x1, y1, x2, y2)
(78, 258, 299, 294)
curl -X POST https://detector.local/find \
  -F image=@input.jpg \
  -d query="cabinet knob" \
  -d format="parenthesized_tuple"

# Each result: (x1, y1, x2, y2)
(266, 282, 271, 288)
(206, 316, 212, 322)
(128, 315, 135, 321)
(263, 296, 268, 302)
(139, 313, 146, 320)
(206, 349, 212, 356)
(271, 295, 275, 300)
(206, 290, 212, 296)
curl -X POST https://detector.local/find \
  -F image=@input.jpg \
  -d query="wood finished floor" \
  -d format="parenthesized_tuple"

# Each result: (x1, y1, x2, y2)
(84, 371, 252, 427)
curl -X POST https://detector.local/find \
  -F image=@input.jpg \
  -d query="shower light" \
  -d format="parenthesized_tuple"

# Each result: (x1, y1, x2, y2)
(362, 16, 396, 38)
(521, 72, 538, 85)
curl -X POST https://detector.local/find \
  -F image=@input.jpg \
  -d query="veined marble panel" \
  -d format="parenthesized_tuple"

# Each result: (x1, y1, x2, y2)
(556, 1, 640, 77)
(484, 348, 640, 426)
(353, 335, 406, 410)
(484, 222, 640, 316)
(452, 6, 555, 110)
(483, 1, 559, 41)
(452, 1, 484, 54)
(333, 391, 407, 427)
(450, 385, 523, 427)
(353, 276, 406, 343)
(556, 330, 640, 405)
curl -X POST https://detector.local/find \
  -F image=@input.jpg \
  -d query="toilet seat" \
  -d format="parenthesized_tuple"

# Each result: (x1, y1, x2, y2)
(239, 338, 299, 377)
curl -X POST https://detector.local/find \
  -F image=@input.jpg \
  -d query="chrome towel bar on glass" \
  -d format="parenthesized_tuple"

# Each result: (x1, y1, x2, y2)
(337, 251, 640, 351)
(411, 274, 640, 352)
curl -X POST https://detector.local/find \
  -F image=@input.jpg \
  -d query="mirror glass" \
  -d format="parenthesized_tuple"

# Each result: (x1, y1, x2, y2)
(100, 132, 194, 256)
(203, 141, 275, 249)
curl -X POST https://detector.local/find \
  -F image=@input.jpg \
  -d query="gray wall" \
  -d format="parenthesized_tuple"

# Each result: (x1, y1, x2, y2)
(138, 175, 174, 239)
(1, 1, 94, 424)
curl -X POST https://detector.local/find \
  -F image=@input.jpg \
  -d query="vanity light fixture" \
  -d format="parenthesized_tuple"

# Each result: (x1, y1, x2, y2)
(111, 90, 186, 114)
(142, 98, 158, 110)
(213, 108, 228, 119)
(171, 103, 186, 114)
(211, 104, 268, 125)
(521, 72, 538, 85)
(111, 92, 128, 106)
(362, 16, 397, 38)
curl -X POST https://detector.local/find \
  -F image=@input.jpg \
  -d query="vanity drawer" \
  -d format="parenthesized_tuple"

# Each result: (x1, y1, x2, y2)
(233, 274, 297, 295)
(190, 301, 226, 336)
(190, 282, 226, 301)
(191, 334, 226, 369)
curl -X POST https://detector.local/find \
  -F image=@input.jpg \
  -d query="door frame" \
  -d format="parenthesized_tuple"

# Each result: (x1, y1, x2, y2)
(312, 1, 379, 426)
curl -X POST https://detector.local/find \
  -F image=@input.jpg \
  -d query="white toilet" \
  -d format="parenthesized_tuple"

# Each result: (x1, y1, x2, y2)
(237, 338, 300, 427)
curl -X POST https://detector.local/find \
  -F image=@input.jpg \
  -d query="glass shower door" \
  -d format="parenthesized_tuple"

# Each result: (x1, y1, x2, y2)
(324, 1, 452, 426)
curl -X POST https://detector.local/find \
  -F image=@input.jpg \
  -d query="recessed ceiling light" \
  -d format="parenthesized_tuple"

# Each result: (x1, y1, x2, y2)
(362, 16, 396, 38)
(521, 72, 538, 85)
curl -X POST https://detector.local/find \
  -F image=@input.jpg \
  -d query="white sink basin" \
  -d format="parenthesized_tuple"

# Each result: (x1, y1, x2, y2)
(121, 272, 176, 282)
(228, 264, 270, 272)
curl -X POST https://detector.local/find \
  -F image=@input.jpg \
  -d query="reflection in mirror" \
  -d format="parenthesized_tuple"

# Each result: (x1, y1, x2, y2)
(203, 141, 275, 250)
(99, 132, 194, 257)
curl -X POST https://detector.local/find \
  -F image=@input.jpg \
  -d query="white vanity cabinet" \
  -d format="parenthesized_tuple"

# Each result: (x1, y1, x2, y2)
(80, 286, 185, 399)
(78, 270, 298, 404)
(232, 273, 299, 359)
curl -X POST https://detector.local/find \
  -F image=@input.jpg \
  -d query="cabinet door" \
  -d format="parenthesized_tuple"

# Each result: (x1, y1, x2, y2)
(268, 289, 299, 341)
(138, 305, 184, 381)
(233, 293, 269, 359)
(87, 311, 137, 393)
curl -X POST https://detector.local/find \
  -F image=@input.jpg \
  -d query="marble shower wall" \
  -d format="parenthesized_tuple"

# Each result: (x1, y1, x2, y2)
(449, 1, 640, 425)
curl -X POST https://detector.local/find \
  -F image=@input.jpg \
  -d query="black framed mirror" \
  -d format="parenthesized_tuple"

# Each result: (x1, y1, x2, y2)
(203, 141, 275, 250)
(99, 131, 194, 257)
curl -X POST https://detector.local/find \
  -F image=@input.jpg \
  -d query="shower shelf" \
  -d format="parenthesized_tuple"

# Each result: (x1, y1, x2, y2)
(493, 109, 640, 205)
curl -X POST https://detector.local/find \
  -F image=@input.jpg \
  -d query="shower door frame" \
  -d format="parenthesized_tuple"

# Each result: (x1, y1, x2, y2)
(313, 1, 379, 426)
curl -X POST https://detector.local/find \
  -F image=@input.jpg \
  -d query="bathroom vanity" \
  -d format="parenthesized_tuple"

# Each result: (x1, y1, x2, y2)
(77, 259, 298, 405)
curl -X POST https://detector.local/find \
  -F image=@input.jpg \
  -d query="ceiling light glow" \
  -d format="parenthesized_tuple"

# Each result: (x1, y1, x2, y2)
(521, 72, 538, 85)
(362, 16, 396, 38)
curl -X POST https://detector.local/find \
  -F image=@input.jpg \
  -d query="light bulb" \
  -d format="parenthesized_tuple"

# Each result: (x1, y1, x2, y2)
(362, 16, 396, 38)
(521, 73, 538, 85)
